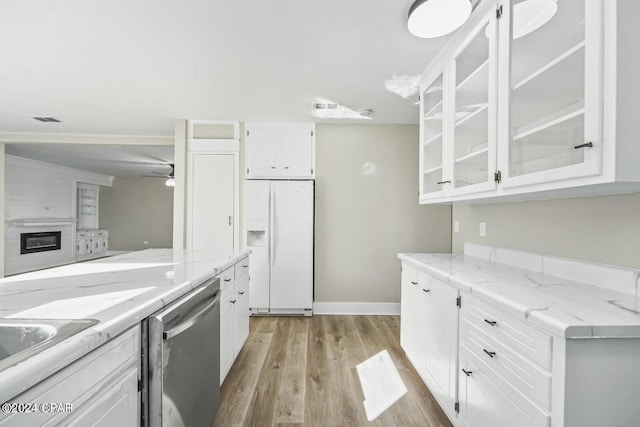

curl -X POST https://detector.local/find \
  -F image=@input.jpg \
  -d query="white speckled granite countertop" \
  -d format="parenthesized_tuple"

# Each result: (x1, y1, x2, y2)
(398, 244, 640, 339)
(0, 248, 250, 404)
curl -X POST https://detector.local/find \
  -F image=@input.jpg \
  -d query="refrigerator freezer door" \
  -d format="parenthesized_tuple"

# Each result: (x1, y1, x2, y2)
(244, 180, 271, 310)
(270, 181, 314, 310)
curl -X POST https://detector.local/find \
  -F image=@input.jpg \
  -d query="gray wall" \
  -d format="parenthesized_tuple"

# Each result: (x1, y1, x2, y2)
(452, 193, 640, 269)
(314, 124, 451, 303)
(100, 177, 174, 251)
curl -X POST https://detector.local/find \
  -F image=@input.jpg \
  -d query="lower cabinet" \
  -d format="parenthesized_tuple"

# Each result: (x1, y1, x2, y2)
(422, 275, 459, 419)
(219, 257, 251, 384)
(400, 264, 459, 421)
(0, 326, 139, 427)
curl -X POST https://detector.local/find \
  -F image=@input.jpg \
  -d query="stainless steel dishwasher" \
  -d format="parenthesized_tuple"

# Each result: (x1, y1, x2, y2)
(143, 276, 221, 427)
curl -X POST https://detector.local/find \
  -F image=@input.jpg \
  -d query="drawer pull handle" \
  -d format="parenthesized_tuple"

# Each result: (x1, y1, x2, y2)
(224, 278, 232, 282)
(574, 142, 593, 149)
(484, 319, 497, 326)
(242, 265, 249, 268)
(411, 281, 418, 285)
(483, 349, 496, 358)
(437, 180, 451, 185)
(238, 291, 245, 295)
(231, 300, 237, 304)
(422, 289, 430, 293)
(461, 369, 473, 377)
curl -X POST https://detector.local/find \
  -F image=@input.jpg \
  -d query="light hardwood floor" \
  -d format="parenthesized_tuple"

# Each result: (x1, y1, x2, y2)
(213, 315, 452, 427)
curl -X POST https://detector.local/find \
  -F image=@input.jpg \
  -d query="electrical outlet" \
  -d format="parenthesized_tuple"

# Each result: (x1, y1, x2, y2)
(143, 241, 149, 245)
(479, 222, 486, 237)
(454, 220, 460, 233)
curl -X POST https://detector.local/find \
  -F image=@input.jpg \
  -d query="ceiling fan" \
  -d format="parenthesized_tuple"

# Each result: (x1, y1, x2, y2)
(142, 163, 175, 187)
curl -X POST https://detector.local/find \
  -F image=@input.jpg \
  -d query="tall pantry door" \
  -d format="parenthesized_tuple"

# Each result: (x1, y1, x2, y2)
(190, 154, 234, 250)
(270, 181, 313, 310)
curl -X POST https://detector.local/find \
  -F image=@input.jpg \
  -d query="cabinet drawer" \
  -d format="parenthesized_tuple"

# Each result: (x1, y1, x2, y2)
(462, 295, 552, 370)
(234, 258, 250, 280)
(401, 263, 419, 287)
(217, 266, 235, 290)
(459, 344, 550, 427)
(461, 319, 552, 411)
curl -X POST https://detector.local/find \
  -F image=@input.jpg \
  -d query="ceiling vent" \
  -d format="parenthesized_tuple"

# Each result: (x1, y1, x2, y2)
(32, 117, 62, 123)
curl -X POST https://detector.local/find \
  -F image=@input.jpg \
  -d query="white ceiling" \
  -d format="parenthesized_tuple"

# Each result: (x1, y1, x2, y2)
(5, 144, 174, 178)
(0, 0, 452, 136)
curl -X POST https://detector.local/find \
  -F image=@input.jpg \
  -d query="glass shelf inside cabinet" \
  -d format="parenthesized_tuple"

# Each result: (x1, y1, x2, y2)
(422, 74, 445, 195)
(453, 18, 491, 189)
(509, 0, 586, 178)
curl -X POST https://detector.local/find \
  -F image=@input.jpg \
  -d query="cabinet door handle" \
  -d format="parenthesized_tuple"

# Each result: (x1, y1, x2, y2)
(238, 291, 245, 295)
(483, 349, 496, 358)
(284, 166, 289, 169)
(229, 215, 232, 226)
(437, 180, 451, 185)
(422, 289, 430, 293)
(411, 281, 418, 285)
(231, 300, 237, 304)
(224, 278, 231, 282)
(574, 142, 593, 149)
(270, 166, 277, 169)
(461, 369, 473, 377)
(484, 319, 497, 326)
(242, 265, 249, 268)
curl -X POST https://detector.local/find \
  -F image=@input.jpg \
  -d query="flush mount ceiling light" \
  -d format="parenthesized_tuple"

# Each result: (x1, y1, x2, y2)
(407, 0, 472, 38)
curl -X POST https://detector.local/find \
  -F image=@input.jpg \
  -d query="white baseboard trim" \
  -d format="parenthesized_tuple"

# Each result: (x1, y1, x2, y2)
(312, 302, 400, 315)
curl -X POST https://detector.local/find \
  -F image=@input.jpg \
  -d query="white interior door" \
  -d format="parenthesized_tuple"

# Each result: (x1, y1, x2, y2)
(269, 181, 313, 310)
(244, 180, 271, 310)
(246, 128, 280, 177)
(191, 154, 234, 250)
(280, 128, 313, 177)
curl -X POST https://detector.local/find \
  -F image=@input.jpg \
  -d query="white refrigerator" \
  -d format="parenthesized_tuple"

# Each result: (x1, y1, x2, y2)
(244, 180, 313, 315)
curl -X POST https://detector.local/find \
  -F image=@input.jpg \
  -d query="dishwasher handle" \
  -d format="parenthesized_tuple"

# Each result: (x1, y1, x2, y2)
(163, 291, 220, 340)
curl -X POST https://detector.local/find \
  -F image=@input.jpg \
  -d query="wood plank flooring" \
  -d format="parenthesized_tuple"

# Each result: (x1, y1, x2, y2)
(213, 315, 452, 427)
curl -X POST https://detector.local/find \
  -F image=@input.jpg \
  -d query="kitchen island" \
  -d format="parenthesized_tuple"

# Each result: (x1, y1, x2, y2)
(0, 248, 250, 425)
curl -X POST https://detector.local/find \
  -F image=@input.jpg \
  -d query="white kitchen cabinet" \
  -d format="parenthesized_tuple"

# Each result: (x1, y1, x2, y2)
(399, 265, 422, 366)
(418, 0, 640, 204)
(233, 271, 250, 356)
(420, 8, 498, 201)
(220, 284, 236, 384)
(218, 257, 250, 384)
(458, 345, 549, 427)
(186, 129, 240, 251)
(400, 266, 459, 420)
(0, 326, 139, 427)
(245, 123, 315, 179)
(422, 275, 459, 420)
(66, 368, 138, 427)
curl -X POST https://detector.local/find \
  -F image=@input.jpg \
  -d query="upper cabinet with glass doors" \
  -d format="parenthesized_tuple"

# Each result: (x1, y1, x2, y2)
(418, 0, 640, 204)
(500, 0, 601, 188)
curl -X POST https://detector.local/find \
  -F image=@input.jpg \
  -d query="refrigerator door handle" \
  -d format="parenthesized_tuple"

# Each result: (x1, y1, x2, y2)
(270, 187, 276, 268)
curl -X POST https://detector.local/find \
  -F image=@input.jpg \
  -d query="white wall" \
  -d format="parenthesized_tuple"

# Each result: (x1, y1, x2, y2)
(99, 177, 174, 251)
(314, 124, 451, 303)
(452, 193, 640, 269)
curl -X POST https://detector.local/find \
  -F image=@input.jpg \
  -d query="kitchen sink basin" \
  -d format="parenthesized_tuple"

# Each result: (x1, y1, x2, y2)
(0, 319, 98, 372)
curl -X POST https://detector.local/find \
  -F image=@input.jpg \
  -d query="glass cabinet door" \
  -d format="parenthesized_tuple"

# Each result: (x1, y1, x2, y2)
(451, 15, 497, 194)
(502, 0, 602, 187)
(420, 74, 446, 197)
